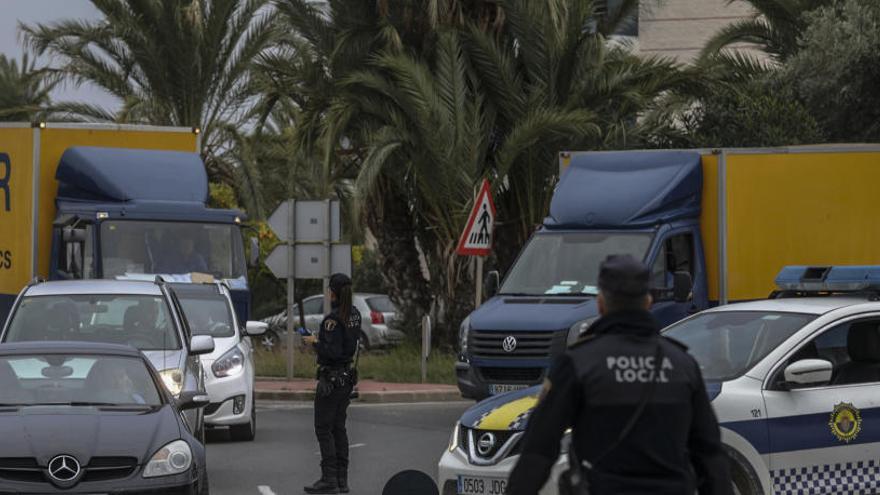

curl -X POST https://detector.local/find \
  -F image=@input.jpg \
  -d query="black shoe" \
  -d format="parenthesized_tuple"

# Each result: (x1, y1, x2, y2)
(304, 478, 339, 494)
(337, 477, 349, 493)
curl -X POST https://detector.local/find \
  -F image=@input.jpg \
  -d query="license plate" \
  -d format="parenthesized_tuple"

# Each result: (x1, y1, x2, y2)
(489, 384, 527, 395)
(458, 475, 507, 495)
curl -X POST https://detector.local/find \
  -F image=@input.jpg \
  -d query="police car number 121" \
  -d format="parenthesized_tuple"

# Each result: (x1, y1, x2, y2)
(458, 475, 506, 495)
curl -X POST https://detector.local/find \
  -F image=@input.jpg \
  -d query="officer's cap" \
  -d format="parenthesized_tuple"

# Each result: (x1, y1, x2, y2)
(598, 255, 650, 297)
(329, 273, 352, 295)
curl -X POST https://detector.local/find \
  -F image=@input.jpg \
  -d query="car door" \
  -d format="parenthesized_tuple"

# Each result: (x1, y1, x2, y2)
(303, 297, 325, 333)
(762, 315, 880, 494)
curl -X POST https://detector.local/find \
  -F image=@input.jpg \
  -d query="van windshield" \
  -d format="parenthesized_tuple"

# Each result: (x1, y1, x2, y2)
(100, 221, 247, 282)
(499, 232, 653, 296)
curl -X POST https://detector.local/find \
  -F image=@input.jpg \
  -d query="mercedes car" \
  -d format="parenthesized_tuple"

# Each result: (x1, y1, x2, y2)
(0, 341, 209, 494)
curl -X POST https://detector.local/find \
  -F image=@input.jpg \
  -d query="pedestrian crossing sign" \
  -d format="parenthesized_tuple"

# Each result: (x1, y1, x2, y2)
(456, 179, 496, 256)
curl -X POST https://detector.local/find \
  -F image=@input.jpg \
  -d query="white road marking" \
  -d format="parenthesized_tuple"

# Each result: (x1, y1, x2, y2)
(258, 485, 277, 495)
(350, 443, 366, 449)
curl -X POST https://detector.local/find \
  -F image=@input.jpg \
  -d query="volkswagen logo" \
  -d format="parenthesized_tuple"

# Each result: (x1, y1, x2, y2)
(477, 432, 497, 456)
(47, 454, 81, 486)
(502, 335, 517, 353)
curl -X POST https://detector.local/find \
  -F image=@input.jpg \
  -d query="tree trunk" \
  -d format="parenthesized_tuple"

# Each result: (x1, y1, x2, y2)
(364, 177, 433, 337)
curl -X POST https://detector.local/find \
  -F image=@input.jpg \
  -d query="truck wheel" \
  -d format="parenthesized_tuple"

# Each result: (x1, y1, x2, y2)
(259, 330, 280, 353)
(230, 398, 256, 442)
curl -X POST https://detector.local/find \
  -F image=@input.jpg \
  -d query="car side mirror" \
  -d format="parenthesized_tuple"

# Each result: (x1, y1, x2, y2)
(784, 359, 833, 387)
(190, 335, 215, 355)
(176, 391, 210, 411)
(673, 271, 693, 303)
(245, 321, 268, 336)
(484, 271, 500, 299)
(248, 236, 260, 268)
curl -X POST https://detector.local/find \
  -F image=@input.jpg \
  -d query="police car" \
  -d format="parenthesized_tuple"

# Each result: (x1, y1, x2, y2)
(439, 266, 880, 495)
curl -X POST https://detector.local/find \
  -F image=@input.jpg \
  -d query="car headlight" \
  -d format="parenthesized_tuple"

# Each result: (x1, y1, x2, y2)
(459, 317, 471, 353)
(567, 317, 598, 347)
(448, 422, 462, 452)
(160, 369, 183, 397)
(143, 440, 192, 478)
(212, 347, 245, 378)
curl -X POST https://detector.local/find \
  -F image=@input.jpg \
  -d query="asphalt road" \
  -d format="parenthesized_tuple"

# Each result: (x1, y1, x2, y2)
(206, 400, 472, 495)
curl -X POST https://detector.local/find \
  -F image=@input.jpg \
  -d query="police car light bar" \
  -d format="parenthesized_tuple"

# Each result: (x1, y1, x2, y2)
(775, 265, 880, 292)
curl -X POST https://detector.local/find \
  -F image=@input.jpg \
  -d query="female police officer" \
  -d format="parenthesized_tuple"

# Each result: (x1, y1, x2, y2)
(303, 273, 361, 494)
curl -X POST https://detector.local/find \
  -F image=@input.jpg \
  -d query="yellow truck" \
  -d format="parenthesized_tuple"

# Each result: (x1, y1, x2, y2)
(457, 144, 880, 399)
(0, 123, 253, 323)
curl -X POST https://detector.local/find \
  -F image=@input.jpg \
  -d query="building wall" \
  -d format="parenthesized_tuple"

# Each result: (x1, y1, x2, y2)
(635, 0, 755, 62)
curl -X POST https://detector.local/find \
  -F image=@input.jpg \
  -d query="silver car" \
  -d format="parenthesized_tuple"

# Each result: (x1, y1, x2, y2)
(260, 293, 405, 351)
(171, 282, 266, 441)
(0, 279, 214, 442)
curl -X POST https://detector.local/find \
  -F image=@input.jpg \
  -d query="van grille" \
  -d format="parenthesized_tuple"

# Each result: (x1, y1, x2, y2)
(479, 367, 543, 383)
(469, 330, 564, 359)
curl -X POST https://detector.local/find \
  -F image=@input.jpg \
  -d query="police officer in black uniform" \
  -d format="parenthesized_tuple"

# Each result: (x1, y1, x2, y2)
(304, 273, 361, 494)
(508, 255, 731, 495)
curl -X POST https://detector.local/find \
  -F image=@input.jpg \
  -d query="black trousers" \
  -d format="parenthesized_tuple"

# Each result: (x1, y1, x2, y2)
(314, 382, 353, 475)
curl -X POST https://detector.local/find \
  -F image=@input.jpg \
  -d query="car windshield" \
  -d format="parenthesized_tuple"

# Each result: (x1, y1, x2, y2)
(499, 232, 654, 296)
(100, 220, 246, 281)
(178, 295, 235, 338)
(0, 354, 162, 407)
(366, 296, 396, 313)
(663, 311, 817, 381)
(5, 295, 181, 350)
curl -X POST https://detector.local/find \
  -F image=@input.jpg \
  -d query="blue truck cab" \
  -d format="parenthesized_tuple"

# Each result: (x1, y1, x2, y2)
(49, 147, 254, 323)
(457, 151, 707, 399)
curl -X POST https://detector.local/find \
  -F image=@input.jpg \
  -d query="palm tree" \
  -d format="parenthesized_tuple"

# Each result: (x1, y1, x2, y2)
(21, 0, 276, 185)
(0, 53, 57, 121)
(463, 0, 693, 265)
(700, 0, 833, 63)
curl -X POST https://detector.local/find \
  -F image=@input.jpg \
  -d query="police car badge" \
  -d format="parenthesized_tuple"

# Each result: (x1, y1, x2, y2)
(829, 402, 861, 443)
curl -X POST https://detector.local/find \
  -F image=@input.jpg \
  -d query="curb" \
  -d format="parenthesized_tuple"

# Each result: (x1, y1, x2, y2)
(255, 389, 463, 403)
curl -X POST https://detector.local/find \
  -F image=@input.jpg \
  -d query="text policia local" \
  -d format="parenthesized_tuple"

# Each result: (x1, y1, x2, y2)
(607, 355, 674, 384)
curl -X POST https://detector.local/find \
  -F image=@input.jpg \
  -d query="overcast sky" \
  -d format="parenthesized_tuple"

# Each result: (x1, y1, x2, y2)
(1, 0, 118, 110)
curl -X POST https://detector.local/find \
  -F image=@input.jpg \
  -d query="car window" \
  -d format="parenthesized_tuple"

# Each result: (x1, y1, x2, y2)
(303, 297, 323, 316)
(5, 294, 181, 350)
(367, 296, 396, 313)
(0, 354, 162, 406)
(776, 318, 880, 387)
(663, 311, 816, 381)
(178, 295, 235, 338)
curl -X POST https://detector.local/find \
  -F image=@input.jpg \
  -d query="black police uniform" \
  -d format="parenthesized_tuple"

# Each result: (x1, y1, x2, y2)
(507, 257, 731, 495)
(311, 303, 361, 493)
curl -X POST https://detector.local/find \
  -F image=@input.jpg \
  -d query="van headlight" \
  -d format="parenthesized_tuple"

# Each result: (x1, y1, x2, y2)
(143, 440, 192, 478)
(159, 369, 183, 397)
(567, 318, 598, 346)
(459, 317, 471, 353)
(212, 347, 244, 378)
(448, 422, 463, 452)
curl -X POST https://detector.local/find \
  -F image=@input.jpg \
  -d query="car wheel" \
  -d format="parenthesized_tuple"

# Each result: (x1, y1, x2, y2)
(230, 398, 256, 442)
(198, 464, 210, 495)
(359, 331, 371, 352)
(728, 449, 761, 495)
(259, 330, 280, 353)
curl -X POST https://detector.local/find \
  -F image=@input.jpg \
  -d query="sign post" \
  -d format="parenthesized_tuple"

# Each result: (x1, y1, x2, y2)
(456, 179, 496, 308)
(266, 199, 351, 381)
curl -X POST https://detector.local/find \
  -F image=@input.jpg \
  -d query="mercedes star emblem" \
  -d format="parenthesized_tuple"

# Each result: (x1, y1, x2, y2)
(502, 335, 517, 353)
(477, 432, 497, 456)
(47, 455, 81, 484)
